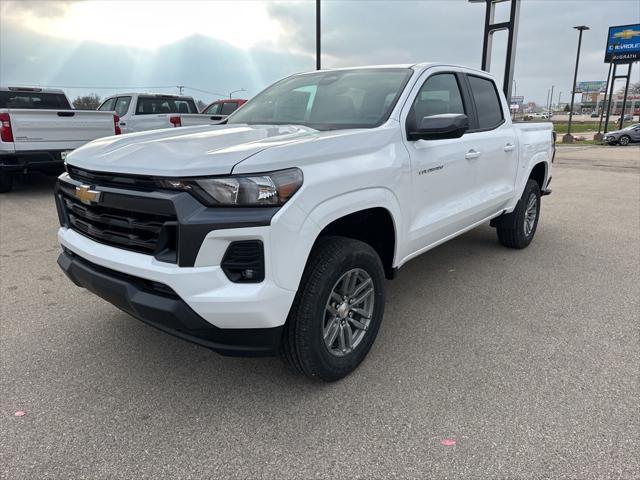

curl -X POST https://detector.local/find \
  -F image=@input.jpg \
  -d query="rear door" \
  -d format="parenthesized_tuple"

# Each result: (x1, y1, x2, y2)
(463, 74, 518, 216)
(401, 68, 480, 253)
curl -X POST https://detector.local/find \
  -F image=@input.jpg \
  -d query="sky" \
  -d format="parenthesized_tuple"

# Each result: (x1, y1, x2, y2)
(0, 0, 638, 106)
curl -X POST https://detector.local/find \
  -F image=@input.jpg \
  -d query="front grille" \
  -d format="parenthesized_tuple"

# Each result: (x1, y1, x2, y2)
(57, 181, 177, 259)
(67, 165, 157, 191)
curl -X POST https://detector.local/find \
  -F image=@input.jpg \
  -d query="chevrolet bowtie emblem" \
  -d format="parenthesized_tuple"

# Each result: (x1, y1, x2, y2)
(613, 29, 640, 41)
(75, 185, 101, 205)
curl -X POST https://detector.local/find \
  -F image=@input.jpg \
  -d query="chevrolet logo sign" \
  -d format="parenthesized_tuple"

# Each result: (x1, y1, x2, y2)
(613, 29, 640, 40)
(75, 185, 101, 205)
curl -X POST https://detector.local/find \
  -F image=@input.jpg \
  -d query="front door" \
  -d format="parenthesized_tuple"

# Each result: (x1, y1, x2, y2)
(401, 70, 480, 255)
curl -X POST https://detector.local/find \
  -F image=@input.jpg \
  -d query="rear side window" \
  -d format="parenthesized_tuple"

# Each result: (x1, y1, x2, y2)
(467, 75, 504, 130)
(0, 92, 70, 109)
(220, 102, 238, 115)
(114, 96, 131, 117)
(135, 97, 197, 115)
(98, 97, 117, 111)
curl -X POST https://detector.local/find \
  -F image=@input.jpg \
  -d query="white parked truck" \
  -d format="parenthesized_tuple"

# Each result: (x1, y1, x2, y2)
(56, 64, 554, 381)
(97, 93, 217, 133)
(0, 86, 120, 192)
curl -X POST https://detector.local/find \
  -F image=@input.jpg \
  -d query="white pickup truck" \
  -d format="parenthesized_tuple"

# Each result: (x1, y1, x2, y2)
(97, 93, 217, 133)
(0, 86, 120, 192)
(56, 64, 554, 381)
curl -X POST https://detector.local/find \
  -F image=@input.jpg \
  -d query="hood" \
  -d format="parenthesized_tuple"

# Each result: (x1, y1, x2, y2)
(65, 124, 320, 177)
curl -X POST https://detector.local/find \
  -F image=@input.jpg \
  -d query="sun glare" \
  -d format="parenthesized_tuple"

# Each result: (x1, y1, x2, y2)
(10, 0, 282, 50)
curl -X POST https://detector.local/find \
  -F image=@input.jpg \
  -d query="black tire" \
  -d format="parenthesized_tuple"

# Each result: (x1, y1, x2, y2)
(281, 236, 386, 382)
(495, 179, 541, 249)
(0, 173, 13, 193)
(618, 135, 630, 146)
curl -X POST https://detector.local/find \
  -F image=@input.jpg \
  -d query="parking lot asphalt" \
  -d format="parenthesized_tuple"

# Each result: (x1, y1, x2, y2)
(1, 146, 639, 479)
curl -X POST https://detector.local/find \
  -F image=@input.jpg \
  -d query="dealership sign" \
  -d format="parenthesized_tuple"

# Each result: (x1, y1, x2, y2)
(604, 24, 640, 63)
(574, 81, 607, 93)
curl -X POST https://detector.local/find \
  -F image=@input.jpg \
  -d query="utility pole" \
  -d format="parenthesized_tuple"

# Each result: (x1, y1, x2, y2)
(316, 0, 321, 70)
(548, 85, 554, 115)
(177, 85, 184, 95)
(563, 25, 590, 144)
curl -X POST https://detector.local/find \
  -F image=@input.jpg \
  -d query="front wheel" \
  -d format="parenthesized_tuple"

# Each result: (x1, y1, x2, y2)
(495, 179, 541, 249)
(618, 135, 631, 146)
(281, 236, 386, 381)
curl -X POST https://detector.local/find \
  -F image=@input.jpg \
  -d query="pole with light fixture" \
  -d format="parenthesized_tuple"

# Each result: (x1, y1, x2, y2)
(316, 0, 321, 70)
(228, 88, 246, 99)
(563, 25, 590, 144)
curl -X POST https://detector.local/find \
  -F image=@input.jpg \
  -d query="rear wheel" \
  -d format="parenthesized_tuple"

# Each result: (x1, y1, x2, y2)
(0, 173, 13, 193)
(618, 135, 631, 146)
(494, 179, 541, 249)
(281, 236, 385, 381)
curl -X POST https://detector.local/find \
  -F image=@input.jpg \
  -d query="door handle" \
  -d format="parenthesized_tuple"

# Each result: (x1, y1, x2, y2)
(465, 149, 481, 160)
(504, 143, 516, 152)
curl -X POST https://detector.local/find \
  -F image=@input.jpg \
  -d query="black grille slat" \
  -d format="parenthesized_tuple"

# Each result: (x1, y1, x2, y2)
(58, 183, 176, 258)
(62, 198, 163, 234)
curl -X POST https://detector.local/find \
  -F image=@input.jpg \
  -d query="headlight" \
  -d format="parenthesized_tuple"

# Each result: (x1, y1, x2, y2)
(160, 168, 303, 206)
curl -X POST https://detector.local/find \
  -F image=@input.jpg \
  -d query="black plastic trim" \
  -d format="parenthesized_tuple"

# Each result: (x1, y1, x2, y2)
(57, 251, 283, 357)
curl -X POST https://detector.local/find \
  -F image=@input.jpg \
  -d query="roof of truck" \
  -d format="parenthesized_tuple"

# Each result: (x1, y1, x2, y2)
(0, 86, 66, 94)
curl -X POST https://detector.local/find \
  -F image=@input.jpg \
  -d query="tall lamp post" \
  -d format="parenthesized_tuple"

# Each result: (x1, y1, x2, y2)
(228, 88, 246, 99)
(316, 0, 321, 70)
(563, 25, 590, 144)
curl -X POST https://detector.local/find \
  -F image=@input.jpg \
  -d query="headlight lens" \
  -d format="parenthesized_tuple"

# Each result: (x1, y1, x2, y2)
(160, 168, 303, 206)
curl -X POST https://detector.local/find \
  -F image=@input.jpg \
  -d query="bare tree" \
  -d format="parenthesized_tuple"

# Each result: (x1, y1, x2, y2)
(616, 82, 640, 96)
(72, 94, 101, 110)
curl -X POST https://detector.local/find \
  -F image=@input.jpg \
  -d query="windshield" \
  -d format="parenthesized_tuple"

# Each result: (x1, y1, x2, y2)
(227, 68, 413, 130)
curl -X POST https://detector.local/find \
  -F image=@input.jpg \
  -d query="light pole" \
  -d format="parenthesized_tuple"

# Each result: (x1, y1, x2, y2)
(558, 92, 563, 112)
(316, 0, 321, 70)
(228, 88, 246, 99)
(563, 25, 590, 144)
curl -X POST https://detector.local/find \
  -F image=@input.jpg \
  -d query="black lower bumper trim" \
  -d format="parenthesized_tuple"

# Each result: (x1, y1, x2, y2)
(57, 251, 282, 357)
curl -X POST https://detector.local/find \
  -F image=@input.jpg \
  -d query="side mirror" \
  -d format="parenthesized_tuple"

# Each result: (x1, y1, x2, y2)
(408, 114, 469, 141)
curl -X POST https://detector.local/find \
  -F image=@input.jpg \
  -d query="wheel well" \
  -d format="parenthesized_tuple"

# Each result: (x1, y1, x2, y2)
(318, 208, 396, 279)
(529, 162, 547, 189)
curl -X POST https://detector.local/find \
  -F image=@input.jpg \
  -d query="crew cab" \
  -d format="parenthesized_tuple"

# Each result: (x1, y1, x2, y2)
(179, 98, 247, 127)
(97, 93, 214, 133)
(0, 86, 120, 192)
(56, 64, 554, 381)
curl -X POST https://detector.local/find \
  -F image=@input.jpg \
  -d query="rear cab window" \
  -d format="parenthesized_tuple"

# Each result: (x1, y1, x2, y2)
(220, 102, 239, 115)
(467, 75, 504, 130)
(135, 97, 198, 115)
(0, 91, 71, 109)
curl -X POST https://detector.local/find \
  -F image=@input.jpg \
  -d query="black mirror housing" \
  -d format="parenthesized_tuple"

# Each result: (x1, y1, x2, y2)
(408, 114, 469, 141)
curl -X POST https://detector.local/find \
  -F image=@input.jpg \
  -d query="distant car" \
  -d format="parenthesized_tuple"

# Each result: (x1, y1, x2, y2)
(590, 112, 599, 118)
(603, 123, 640, 146)
(623, 114, 634, 121)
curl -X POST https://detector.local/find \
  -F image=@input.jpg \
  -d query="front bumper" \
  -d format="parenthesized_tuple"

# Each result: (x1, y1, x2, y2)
(58, 249, 284, 356)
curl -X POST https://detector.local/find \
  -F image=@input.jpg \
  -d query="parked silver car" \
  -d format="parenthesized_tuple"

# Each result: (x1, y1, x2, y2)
(604, 124, 640, 146)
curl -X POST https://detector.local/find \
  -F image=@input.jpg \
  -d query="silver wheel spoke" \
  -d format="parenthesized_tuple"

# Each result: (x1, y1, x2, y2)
(330, 291, 343, 304)
(338, 325, 347, 352)
(351, 287, 373, 306)
(324, 319, 339, 345)
(351, 277, 372, 299)
(344, 324, 354, 349)
(348, 317, 368, 330)
(350, 307, 370, 318)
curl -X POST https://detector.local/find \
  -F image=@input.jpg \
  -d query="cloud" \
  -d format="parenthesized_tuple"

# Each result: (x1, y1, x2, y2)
(1, 0, 639, 104)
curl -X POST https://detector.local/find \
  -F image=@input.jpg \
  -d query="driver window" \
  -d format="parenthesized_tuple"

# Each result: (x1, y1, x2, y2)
(408, 73, 465, 129)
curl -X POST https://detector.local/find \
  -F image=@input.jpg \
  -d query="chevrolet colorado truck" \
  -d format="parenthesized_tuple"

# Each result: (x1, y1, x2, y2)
(97, 92, 214, 133)
(56, 64, 554, 381)
(0, 86, 120, 192)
